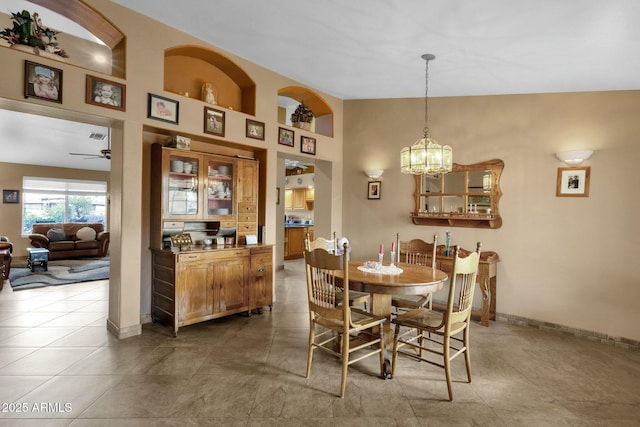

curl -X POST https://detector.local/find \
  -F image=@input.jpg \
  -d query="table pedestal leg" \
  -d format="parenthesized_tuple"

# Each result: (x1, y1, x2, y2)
(370, 293, 393, 378)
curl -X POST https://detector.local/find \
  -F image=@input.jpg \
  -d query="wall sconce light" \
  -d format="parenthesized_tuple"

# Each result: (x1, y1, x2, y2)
(555, 150, 594, 166)
(365, 169, 384, 180)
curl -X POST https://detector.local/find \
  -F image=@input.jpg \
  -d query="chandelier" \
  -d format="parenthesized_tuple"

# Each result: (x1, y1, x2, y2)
(400, 54, 452, 175)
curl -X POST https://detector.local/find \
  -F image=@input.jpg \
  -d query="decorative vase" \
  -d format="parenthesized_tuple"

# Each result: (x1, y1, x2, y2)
(292, 122, 311, 131)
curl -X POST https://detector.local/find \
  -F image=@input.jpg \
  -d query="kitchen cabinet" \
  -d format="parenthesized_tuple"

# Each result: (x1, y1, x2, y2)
(284, 189, 293, 209)
(284, 226, 312, 259)
(292, 188, 306, 209)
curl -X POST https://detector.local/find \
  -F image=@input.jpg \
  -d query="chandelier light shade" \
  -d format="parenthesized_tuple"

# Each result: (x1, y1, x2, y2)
(400, 54, 453, 175)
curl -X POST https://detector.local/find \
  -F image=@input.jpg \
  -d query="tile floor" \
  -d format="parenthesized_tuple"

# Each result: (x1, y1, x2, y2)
(0, 259, 639, 426)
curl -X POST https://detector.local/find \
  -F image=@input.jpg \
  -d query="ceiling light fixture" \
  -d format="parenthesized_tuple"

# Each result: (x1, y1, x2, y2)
(400, 54, 452, 175)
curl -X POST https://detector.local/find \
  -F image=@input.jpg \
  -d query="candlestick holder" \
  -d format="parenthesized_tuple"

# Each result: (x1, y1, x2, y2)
(390, 251, 396, 267)
(378, 253, 384, 269)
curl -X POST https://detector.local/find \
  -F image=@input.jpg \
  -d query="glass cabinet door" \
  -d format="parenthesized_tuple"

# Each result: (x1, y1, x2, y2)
(165, 151, 201, 218)
(205, 157, 234, 218)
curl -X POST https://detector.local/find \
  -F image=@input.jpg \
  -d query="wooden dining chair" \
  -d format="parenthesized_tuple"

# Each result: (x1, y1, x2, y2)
(305, 232, 370, 310)
(391, 233, 437, 313)
(391, 242, 481, 401)
(304, 242, 387, 397)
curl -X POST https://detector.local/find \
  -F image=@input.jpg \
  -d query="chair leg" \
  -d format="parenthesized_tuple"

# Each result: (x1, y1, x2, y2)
(443, 335, 453, 401)
(391, 323, 400, 376)
(339, 331, 349, 398)
(463, 324, 472, 383)
(378, 325, 386, 378)
(306, 320, 315, 378)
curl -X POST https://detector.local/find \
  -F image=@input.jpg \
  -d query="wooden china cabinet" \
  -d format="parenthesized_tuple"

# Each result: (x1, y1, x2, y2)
(150, 143, 272, 336)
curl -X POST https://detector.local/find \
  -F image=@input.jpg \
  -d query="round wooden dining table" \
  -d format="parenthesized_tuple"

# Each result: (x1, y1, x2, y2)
(337, 260, 448, 377)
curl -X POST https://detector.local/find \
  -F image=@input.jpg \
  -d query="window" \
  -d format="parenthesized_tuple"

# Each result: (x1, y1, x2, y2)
(22, 177, 108, 235)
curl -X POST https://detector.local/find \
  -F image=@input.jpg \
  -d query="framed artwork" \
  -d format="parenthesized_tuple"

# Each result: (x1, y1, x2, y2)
(300, 136, 316, 155)
(85, 75, 126, 111)
(24, 60, 62, 103)
(556, 166, 590, 197)
(3, 189, 19, 204)
(148, 93, 179, 124)
(278, 127, 294, 147)
(246, 119, 265, 140)
(367, 181, 381, 200)
(204, 107, 225, 137)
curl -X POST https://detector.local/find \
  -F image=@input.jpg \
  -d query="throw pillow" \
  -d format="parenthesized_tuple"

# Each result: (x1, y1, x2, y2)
(76, 226, 97, 241)
(46, 228, 66, 242)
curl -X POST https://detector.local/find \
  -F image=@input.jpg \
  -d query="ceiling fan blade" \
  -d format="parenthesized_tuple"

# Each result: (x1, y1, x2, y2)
(69, 152, 103, 159)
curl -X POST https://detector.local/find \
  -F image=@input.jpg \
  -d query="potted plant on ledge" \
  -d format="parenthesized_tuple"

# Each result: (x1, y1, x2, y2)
(1, 10, 69, 59)
(290, 102, 314, 131)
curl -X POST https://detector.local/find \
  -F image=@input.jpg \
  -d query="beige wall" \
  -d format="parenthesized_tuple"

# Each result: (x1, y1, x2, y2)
(344, 91, 640, 341)
(0, 0, 344, 336)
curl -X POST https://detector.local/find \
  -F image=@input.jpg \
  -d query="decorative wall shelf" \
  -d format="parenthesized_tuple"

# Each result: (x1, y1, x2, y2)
(411, 159, 504, 229)
(278, 86, 333, 137)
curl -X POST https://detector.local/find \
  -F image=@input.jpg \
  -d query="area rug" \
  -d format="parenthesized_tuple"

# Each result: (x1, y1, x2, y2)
(9, 257, 109, 291)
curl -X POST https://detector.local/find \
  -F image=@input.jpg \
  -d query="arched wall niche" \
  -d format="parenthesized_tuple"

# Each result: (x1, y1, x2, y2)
(164, 45, 256, 115)
(278, 86, 333, 137)
(30, 0, 126, 78)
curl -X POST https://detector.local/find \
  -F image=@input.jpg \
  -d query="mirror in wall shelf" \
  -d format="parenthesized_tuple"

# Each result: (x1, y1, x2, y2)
(412, 159, 503, 229)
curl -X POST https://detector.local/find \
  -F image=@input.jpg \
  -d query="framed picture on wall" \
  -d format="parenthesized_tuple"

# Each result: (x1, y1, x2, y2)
(300, 136, 316, 155)
(204, 107, 225, 137)
(278, 127, 294, 147)
(3, 190, 19, 204)
(556, 166, 590, 197)
(86, 75, 126, 111)
(24, 60, 63, 103)
(246, 119, 265, 140)
(367, 181, 381, 200)
(148, 93, 179, 124)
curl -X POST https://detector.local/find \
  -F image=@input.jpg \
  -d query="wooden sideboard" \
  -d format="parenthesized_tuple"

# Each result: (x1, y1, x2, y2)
(151, 245, 273, 336)
(430, 245, 499, 326)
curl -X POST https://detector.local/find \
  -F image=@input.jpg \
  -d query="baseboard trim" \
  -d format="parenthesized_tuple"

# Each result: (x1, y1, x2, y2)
(496, 312, 639, 350)
(106, 318, 142, 339)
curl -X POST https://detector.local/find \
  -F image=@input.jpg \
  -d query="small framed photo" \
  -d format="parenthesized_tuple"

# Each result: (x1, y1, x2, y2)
(3, 190, 19, 204)
(367, 181, 381, 200)
(556, 166, 590, 197)
(278, 127, 294, 147)
(300, 136, 316, 155)
(246, 119, 265, 140)
(148, 93, 179, 124)
(24, 60, 62, 103)
(204, 107, 225, 137)
(86, 75, 126, 111)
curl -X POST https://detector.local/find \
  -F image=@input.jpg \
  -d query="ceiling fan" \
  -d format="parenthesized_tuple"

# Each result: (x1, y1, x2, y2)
(69, 129, 111, 160)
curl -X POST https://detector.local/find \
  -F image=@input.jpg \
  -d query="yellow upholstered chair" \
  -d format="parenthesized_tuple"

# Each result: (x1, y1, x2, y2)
(391, 242, 481, 401)
(391, 233, 437, 313)
(304, 243, 386, 397)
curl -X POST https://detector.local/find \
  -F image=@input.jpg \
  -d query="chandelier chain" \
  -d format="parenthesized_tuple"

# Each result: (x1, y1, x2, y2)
(423, 57, 431, 138)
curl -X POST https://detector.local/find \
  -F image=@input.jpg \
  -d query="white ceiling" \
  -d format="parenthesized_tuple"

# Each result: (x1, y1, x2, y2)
(3, 0, 640, 171)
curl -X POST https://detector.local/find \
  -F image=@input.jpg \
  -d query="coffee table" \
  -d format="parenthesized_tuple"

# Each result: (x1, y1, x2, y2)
(27, 248, 49, 272)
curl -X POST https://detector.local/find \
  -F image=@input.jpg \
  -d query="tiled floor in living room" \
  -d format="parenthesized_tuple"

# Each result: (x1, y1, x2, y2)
(0, 258, 639, 426)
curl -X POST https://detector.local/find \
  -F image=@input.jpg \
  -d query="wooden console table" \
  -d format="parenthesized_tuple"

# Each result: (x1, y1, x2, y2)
(430, 245, 499, 327)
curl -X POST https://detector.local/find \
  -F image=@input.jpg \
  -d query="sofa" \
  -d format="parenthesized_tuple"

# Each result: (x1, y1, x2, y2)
(28, 223, 110, 261)
(0, 236, 12, 290)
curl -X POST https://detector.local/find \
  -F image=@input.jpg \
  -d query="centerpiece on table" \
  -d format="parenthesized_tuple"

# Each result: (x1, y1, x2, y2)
(1, 10, 69, 58)
(290, 102, 314, 130)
